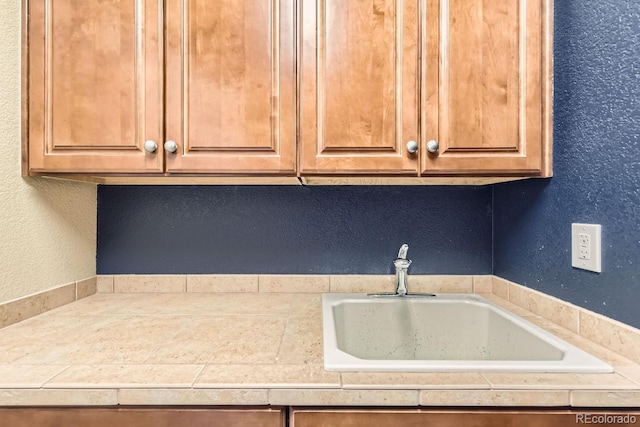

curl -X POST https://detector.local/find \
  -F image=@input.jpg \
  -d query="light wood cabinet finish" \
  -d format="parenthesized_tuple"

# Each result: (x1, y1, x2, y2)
(291, 409, 640, 427)
(27, 0, 295, 175)
(27, 0, 163, 173)
(299, 0, 420, 175)
(24, 0, 552, 179)
(164, 0, 296, 174)
(421, 0, 551, 175)
(0, 407, 285, 427)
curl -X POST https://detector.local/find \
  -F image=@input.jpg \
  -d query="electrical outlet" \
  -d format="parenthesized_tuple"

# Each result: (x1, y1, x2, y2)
(578, 233, 591, 259)
(572, 223, 601, 273)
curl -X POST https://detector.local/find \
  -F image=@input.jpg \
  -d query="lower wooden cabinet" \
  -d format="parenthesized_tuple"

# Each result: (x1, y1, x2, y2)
(290, 408, 640, 427)
(2, 407, 639, 427)
(0, 407, 285, 427)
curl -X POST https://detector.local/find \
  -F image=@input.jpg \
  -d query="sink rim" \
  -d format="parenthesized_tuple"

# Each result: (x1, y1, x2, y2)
(322, 293, 613, 373)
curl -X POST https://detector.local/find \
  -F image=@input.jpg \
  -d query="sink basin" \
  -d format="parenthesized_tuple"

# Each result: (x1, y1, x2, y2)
(322, 293, 613, 373)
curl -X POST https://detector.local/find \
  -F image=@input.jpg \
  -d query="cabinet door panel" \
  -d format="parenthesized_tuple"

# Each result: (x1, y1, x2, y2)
(300, 0, 419, 174)
(0, 407, 285, 427)
(291, 409, 640, 427)
(165, 0, 296, 174)
(28, 0, 163, 173)
(422, 0, 544, 175)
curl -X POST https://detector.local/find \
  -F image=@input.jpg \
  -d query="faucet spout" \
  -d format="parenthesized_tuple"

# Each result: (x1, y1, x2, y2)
(397, 244, 409, 259)
(394, 244, 411, 295)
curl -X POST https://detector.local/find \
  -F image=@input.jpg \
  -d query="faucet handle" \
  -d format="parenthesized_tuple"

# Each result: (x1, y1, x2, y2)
(397, 244, 409, 259)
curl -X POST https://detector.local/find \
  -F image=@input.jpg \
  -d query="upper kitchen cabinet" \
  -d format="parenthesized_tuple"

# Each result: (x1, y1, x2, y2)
(298, 0, 421, 175)
(164, 0, 296, 174)
(421, 0, 552, 176)
(24, 0, 551, 180)
(26, 0, 164, 173)
(25, 0, 296, 175)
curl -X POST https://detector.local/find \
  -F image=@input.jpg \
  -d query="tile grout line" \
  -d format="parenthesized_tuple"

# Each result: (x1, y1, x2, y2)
(618, 373, 640, 387)
(189, 364, 207, 388)
(140, 315, 198, 364)
(273, 295, 295, 364)
(479, 372, 495, 390)
(37, 364, 73, 389)
(577, 307, 583, 338)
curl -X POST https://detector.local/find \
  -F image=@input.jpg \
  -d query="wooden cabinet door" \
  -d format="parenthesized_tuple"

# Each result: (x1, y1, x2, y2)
(291, 409, 640, 427)
(421, 0, 549, 175)
(0, 407, 285, 427)
(164, 0, 296, 174)
(299, 0, 420, 175)
(27, 0, 164, 173)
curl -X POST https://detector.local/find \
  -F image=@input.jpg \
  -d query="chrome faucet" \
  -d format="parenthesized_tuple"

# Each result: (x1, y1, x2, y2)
(368, 244, 435, 298)
(394, 244, 412, 296)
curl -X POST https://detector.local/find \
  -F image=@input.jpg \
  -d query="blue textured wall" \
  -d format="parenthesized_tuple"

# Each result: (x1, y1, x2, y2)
(97, 185, 492, 275)
(97, 0, 640, 328)
(494, 1, 640, 328)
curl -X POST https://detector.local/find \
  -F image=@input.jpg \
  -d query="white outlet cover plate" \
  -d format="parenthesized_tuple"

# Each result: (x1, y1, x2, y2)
(571, 223, 602, 273)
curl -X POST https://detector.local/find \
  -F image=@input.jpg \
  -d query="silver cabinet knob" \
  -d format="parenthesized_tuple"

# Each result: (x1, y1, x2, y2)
(406, 140, 419, 154)
(426, 140, 439, 153)
(144, 140, 157, 153)
(164, 140, 178, 153)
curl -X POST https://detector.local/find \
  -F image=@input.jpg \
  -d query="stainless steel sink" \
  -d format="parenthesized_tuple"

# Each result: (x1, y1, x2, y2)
(322, 293, 613, 372)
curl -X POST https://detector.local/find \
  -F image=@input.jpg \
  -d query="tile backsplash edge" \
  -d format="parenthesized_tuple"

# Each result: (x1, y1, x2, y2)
(491, 276, 640, 365)
(0, 276, 97, 329)
(96, 274, 481, 294)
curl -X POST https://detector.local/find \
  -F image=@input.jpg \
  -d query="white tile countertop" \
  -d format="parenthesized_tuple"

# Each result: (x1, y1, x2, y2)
(0, 275, 639, 407)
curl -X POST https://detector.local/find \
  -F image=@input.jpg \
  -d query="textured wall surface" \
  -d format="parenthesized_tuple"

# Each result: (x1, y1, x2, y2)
(95, 1, 639, 329)
(97, 185, 492, 275)
(494, 0, 640, 328)
(0, 1, 97, 304)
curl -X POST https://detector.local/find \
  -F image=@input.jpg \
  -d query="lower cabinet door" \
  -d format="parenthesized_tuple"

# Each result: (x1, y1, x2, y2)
(291, 408, 640, 427)
(0, 407, 285, 427)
